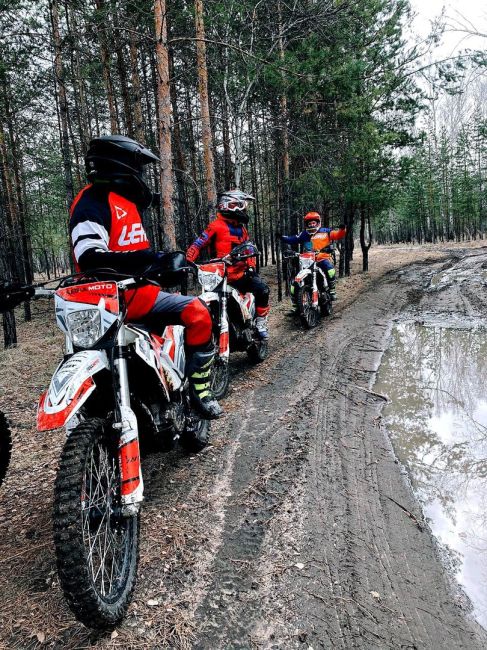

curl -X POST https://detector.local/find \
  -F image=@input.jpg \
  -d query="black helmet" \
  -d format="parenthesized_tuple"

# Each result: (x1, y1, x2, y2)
(217, 189, 255, 224)
(85, 135, 160, 209)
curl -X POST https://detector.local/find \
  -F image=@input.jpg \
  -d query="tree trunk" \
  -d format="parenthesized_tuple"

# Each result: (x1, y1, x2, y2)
(50, 0, 74, 208)
(277, 0, 290, 232)
(169, 50, 192, 247)
(154, 0, 176, 249)
(194, 0, 217, 217)
(359, 202, 372, 272)
(112, 5, 133, 136)
(128, 27, 145, 143)
(65, 2, 91, 152)
(94, 0, 118, 133)
(221, 95, 233, 188)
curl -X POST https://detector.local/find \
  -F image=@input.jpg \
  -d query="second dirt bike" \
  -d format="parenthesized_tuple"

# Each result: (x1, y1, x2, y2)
(196, 242, 268, 399)
(283, 249, 333, 329)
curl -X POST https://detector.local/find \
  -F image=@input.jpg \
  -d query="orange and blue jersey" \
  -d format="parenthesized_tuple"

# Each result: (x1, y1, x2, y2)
(281, 226, 346, 253)
(282, 226, 346, 272)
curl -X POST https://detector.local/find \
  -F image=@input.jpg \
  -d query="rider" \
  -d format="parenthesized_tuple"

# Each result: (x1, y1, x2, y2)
(281, 212, 346, 300)
(69, 134, 222, 419)
(186, 189, 270, 339)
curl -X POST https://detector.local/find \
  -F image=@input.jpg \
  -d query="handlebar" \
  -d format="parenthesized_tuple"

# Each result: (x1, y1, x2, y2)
(206, 253, 257, 265)
(0, 282, 56, 314)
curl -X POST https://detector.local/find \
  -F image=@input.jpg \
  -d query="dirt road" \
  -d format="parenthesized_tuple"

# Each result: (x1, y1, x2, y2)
(1, 244, 487, 649)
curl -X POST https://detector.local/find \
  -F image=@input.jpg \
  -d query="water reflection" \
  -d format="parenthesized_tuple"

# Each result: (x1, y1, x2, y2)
(374, 321, 487, 628)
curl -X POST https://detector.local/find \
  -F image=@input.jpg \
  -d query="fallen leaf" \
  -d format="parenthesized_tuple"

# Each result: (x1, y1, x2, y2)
(147, 599, 159, 607)
(370, 591, 380, 599)
(295, 562, 305, 570)
(36, 632, 45, 643)
(111, 630, 118, 639)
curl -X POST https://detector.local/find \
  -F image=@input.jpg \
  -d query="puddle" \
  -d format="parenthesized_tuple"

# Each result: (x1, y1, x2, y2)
(374, 321, 487, 628)
(430, 263, 487, 288)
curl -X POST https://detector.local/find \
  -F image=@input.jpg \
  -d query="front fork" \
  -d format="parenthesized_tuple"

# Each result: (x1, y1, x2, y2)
(312, 267, 319, 307)
(113, 327, 143, 516)
(219, 291, 230, 361)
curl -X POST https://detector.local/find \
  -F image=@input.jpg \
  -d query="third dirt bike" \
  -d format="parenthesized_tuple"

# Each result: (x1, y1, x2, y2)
(196, 242, 268, 399)
(283, 248, 333, 329)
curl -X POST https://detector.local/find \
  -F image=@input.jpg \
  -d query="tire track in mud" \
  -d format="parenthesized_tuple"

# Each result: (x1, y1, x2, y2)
(192, 256, 487, 649)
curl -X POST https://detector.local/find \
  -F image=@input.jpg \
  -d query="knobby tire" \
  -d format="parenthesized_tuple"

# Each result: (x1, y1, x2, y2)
(53, 417, 139, 629)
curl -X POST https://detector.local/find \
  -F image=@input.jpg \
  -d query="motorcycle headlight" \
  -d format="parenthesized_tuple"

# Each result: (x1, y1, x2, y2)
(66, 309, 102, 348)
(198, 269, 222, 292)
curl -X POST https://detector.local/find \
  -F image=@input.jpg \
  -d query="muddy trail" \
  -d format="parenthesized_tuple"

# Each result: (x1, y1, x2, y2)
(1, 244, 487, 649)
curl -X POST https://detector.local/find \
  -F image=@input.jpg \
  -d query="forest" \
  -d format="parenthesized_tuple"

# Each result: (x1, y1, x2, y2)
(0, 0, 486, 347)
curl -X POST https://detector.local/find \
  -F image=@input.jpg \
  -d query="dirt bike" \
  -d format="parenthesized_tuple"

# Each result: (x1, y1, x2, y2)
(0, 411, 12, 487)
(282, 248, 333, 328)
(0, 257, 209, 629)
(196, 242, 268, 399)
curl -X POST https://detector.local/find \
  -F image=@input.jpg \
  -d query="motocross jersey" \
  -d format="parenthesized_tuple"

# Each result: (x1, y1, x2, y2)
(282, 226, 346, 254)
(69, 183, 160, 319)
(186, 213, 252, 281)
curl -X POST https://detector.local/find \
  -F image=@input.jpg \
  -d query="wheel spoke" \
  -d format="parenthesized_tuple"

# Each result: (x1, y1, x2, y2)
(80, 437, 130, 600)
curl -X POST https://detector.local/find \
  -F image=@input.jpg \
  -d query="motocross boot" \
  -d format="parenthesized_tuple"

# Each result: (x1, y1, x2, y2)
(255, 316, 269, 339)
(187, 348, 223, 420)
(327, 272, 337, 301)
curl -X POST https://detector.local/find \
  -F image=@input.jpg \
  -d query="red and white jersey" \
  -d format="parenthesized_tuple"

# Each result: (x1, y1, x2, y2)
(70, 184, 151, 264)
(69, 184, 159, 321)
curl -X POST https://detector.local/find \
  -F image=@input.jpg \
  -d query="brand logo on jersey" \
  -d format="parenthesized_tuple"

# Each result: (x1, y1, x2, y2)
(115, 205, 127, 220)
(118, 224, 148, 247)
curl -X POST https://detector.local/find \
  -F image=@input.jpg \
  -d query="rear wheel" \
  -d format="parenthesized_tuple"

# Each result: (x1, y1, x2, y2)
(297, 286, 320, 329)
(0, 411, 12, 487)
(53, 418, 139, 629)
(320, 294, 333, 317)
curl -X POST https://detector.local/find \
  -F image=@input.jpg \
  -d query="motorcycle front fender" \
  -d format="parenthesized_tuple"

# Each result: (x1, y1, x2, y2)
(295, 268, 311, 286)
(37, 350, 109, 431)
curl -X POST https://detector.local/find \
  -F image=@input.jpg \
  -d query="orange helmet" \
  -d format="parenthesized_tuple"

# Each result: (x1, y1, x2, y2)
(304, 211, 321, 235)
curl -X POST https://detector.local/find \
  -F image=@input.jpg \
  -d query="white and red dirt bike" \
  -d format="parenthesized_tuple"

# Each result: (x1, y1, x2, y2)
(196, 242, 268, 399)
(0, 260, 209, 629)
(283, 248, 333, 328)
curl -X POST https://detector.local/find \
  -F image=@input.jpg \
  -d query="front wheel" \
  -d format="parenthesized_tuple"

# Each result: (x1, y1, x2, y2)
(53, 418, 139, 629)
(211, 356, 230, 400)
(180, 414, 210, 453)
(0, 411, 12, 487)
(297, 286, 320, 329)
(247, 337, 268, 363)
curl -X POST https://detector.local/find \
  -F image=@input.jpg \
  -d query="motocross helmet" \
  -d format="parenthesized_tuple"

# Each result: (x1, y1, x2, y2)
(85, 135, 160, 210)
(217, 189, 255, 224)
(304, 211, 321, 235)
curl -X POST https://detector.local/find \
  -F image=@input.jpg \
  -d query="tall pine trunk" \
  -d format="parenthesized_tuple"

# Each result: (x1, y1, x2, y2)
(154, 0, 176, 249)
(94, 0, 118, 133)
(50, 0, 74, 209)
(194, 0, 217, 217)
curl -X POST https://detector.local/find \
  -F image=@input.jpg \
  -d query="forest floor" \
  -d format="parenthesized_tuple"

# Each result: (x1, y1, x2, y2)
(1, 240, 487, 649)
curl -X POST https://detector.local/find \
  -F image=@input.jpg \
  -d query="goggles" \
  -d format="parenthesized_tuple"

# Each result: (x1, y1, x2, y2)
(221, 199, 248, 212)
